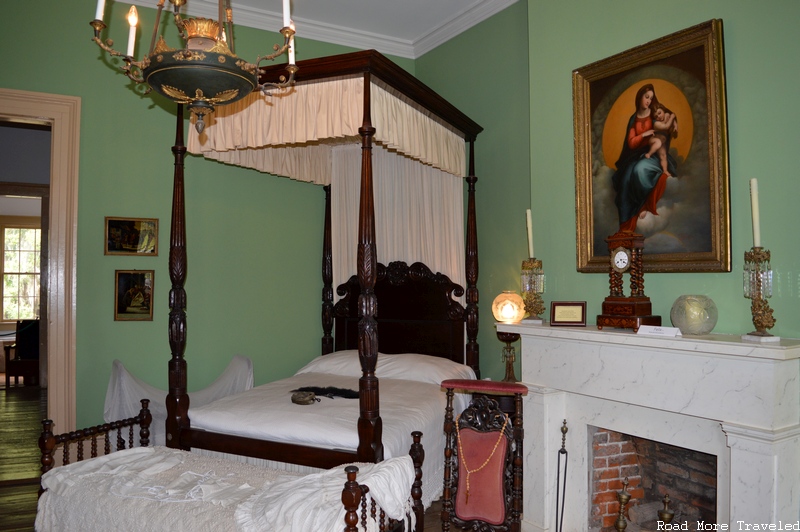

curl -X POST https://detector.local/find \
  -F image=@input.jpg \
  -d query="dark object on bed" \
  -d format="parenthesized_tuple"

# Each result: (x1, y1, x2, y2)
(440, 380, 528, 532)
(164, 49, 482, 469)
(291, 391, 320, 404)
(291, 386, 360, 399)
(4, 319, 40, 387)
(39, 398, 152, 495)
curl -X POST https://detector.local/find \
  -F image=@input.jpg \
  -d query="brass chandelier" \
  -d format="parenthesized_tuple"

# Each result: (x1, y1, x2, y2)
(91, 0, 298, 133)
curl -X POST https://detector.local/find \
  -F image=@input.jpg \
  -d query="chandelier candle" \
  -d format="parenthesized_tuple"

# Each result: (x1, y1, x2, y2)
(126, 7, 138, 57)
(95, 0, 105, 21)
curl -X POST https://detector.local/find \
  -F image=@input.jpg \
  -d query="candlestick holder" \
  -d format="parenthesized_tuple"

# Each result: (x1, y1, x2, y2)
(742, 246, 779, 342)
(521, 258, 545, 322)
(497, 331, 520, 382)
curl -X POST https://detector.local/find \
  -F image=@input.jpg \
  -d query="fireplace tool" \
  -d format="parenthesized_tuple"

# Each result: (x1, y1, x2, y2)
(658, 494, 675, 525)
(614, 478, 631, 531)
(555, 420, 568, 532)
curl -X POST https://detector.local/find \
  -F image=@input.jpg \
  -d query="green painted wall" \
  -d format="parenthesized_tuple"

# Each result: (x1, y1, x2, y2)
(2, 0, 798, 426)
(415, 2, 531, 381)
(523, 0, 800, 341)
(419, 0, 800, 381)
(0, 0, 408, 427)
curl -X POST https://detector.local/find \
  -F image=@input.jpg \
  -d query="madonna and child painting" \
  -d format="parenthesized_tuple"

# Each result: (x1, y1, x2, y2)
(573, 20, 730, 273)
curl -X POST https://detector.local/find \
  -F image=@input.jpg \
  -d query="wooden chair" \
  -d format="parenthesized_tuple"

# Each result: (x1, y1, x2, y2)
(4, 319, 40, 387)
(440, 379, 528, 532)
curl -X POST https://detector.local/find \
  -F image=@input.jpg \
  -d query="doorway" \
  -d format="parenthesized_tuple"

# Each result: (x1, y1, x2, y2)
(0, 88, 79, 434)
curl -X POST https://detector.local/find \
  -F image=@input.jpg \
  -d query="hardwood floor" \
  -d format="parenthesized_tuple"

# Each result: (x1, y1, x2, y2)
(0, 381, 46, 531)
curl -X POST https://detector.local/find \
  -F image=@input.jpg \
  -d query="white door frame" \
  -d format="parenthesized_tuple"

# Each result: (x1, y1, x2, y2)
(1, 88, 79, 432)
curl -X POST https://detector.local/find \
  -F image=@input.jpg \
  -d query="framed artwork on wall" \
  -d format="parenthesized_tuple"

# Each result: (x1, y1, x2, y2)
(573, 19, 730, 273)
(105, 217, 158, 256)
(114, 270, 154, 321)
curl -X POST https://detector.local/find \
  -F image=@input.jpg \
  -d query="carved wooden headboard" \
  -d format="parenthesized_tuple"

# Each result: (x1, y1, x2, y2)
(333, 261, 469, 370)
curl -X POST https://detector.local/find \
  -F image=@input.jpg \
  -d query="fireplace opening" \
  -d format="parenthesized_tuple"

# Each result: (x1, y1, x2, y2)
(589, 426, 717, 531)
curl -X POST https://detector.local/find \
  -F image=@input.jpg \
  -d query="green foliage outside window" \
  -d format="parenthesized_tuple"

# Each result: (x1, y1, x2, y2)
(3, 227, 41, 321)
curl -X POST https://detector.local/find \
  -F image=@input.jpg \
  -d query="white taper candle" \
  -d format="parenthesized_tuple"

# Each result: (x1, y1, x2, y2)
(95, 0, 106, 21)
(288, 35, 295, 64)
(283, 0, 291, 27)
(750, 178, 761, 248)
(526, 209, 534, 258)
(126, 7, 138, 57)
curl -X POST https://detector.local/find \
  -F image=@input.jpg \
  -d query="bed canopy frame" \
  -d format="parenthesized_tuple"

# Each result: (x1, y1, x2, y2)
(164, 50, 483, 467)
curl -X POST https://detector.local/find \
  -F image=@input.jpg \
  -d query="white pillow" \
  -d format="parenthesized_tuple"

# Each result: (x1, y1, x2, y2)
(295, 350, 362, 378)
(295, 350, 476, 386)
(377, 353, 476, 385)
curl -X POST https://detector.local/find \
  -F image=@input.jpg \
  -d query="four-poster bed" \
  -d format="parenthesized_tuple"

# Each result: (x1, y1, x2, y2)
(163, 50, 483, 492)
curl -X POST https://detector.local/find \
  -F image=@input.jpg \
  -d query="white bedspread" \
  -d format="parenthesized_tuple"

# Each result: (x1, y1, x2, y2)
(189, 371, 470, 507)
(36, 446, 415, 532)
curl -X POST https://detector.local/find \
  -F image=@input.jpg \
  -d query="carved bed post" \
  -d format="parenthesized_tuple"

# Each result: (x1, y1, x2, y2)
(166, 104, 190, 449)
(341, 465, 361, 532)
(321, 185, 334, 355)
(465, 139, 480, 378)
(356, 73, 383, 463)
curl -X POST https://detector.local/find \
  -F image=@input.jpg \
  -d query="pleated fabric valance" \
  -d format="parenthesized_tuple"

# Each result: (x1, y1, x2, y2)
(187, 75, 467, 182)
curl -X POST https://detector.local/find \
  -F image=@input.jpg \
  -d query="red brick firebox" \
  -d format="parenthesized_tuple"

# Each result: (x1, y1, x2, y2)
(589, 427, 717, 530)
(590, 428, 645, 529)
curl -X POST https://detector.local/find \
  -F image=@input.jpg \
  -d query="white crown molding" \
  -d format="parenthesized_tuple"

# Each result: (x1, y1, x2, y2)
(413, 0, 519, 57)
(127, 0, 517, 60)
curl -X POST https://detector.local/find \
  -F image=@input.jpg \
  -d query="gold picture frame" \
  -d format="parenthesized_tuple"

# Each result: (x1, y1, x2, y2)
(573, 19, 730, 273)
(114, 270, 154, 321)
(105, 217, 158, 256)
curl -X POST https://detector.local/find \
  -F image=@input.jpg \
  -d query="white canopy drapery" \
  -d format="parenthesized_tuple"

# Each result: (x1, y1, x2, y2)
(187, 74, 469, 294)
(187, 76, 466, 182)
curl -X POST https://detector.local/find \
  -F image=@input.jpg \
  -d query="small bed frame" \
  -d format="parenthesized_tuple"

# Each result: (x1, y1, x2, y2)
(164, 50, 483, 468)
(39, 398, 153, 483)
(38, 402, 426, 531)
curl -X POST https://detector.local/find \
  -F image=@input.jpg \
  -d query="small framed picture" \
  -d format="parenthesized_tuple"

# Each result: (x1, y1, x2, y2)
(114, 270, 154, 321)
(105, 217, 158, 256)
(550, 301, 587, 327)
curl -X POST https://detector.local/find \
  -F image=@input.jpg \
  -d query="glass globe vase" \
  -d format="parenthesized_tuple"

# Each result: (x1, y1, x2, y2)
(669, 295, 718, 335)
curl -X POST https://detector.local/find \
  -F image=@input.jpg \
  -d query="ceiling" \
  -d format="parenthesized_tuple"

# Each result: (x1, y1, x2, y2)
(128, 0, 517, 59)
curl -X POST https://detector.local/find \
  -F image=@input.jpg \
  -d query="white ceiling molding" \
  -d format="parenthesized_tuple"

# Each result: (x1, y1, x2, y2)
(125, 0, 518, 59)
(412, 0, 519, 57)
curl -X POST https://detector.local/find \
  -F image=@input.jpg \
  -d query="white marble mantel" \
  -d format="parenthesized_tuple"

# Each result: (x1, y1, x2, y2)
(497, 322, 800, 531)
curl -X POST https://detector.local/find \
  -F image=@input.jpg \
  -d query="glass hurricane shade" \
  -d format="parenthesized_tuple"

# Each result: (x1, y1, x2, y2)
(492, 291, 526, 324)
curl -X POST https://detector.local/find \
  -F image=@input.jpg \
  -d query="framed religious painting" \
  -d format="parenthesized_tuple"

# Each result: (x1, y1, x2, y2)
(573, 19, 731, 273)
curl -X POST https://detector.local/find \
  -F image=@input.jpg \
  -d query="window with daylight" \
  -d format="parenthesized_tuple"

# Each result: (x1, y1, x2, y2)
(2, 223, 41, 321)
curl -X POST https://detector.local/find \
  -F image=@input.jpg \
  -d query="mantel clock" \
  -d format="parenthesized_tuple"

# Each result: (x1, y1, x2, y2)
(596, 232, 661, 332)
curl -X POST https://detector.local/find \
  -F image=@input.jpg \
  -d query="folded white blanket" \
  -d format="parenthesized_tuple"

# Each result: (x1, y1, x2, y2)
(235, 455, 416, 532)
(36, 447, 416, 532)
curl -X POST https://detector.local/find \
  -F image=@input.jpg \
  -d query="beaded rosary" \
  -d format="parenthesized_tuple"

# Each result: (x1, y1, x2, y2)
(455, 413, 510, 504)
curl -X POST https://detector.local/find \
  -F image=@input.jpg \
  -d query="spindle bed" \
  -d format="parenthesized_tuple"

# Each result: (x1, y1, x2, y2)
(37, 401, 425, 531)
